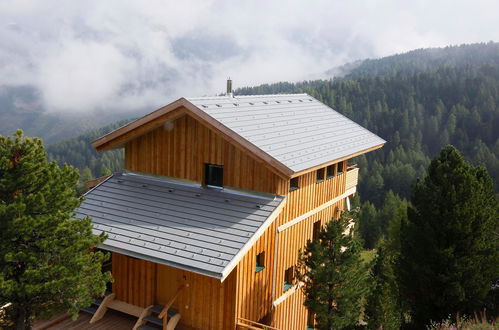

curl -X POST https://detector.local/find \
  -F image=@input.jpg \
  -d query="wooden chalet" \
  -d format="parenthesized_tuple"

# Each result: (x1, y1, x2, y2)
(76, 84, 385, 330)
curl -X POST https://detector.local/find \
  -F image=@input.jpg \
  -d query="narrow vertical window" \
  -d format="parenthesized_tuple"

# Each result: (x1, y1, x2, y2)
(313, 220, 321, 241)
(307, 310, 315, 330)
(326, 164, 336, 179)
(337, 161, 344, 175)
(256, 252, 265, 273)
(316, 168, 325, 183)
(284, 266, 294, 292)
(204, 163, 223, 187)
(289, 177, 299, 192)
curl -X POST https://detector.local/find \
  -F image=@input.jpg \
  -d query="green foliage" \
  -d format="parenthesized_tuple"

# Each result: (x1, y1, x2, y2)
(399, 146, 498, 328)
(46, 119, 132, 179)
(297, 213, 372, 329)
(0, 130, 111, 329)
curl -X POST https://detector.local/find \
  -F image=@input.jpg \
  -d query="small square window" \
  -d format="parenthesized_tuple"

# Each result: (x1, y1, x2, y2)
(316, 168, 325, 183)
(307, 311, 315, 329)
(289, 177, 299, 192)
(256, 252, 265, 273)
(337, 162, 344, 175)
(284, 266, 294, 292)
(326, 164, 336, 179)
(313, 220, 321, 241)
(205, 164, 223, 187)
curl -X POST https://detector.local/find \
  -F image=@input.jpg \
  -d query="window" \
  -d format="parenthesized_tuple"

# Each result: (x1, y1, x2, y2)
(307, 310, 315, 330)
(289, 177, 299, 192)
(316, 168, 325, 183)
(256, 252, 265, 273)
(204, 163, 223, 187)
(337, 161, 344, 175)
(313, 220, 321, 241)
(284, 266, 294, 292)
(326, 164, 336, 179)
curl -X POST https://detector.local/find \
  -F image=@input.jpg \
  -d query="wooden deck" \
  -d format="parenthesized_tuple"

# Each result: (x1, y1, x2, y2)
(34, 310, 136, 330)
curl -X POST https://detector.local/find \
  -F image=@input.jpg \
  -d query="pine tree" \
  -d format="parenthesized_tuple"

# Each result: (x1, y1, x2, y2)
(399, 146, 498, 327)
(297, 213, 371, 330)
(0, 131, 111, 329)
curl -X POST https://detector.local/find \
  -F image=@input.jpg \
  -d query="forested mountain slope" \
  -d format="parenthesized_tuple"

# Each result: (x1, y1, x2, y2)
(238, 43, 499, 205)
(47, 43, 498, 208)
(46, 119, 133, 178)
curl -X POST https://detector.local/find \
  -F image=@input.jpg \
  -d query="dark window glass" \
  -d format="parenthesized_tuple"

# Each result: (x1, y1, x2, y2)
(326, 164, 336, 179)
(289, 177, 299, 192)
(337, 161, 344, 175)
(307, 310, 315, 329)
(205, 163, 223, 187)
(284, 266, 294, 292)
(313, 220, 321, 241)
(256, 252, 265, 273)
(316, 168, 325, 183)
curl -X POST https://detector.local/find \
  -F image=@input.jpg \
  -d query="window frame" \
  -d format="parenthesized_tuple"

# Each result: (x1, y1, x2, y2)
(283, 266, 294, 292)
(204, 163, 224, 187)
(337, 161, 344, 175)
(289, 177, 299, 192)
(316, 168, 325, 183)
(256, 252, 265, 273)
(326, 163, 336, 179)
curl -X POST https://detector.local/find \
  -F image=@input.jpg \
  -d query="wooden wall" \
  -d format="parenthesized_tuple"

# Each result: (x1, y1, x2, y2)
(124, 114, 282, 194)
(112, 252, 237, 329)
(112, 253, 157, 308)
(155, 263, 237, 330)
(120, 112, 354, 329)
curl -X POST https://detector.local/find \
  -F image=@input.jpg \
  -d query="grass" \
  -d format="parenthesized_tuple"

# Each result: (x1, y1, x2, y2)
(427, 311, 497, 330)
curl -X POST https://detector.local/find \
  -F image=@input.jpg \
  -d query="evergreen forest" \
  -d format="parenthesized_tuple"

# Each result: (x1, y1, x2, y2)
(47, 42, 498, 251)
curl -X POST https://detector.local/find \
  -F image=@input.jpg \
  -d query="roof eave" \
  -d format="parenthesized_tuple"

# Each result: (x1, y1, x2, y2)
(290, 142, 386, 178)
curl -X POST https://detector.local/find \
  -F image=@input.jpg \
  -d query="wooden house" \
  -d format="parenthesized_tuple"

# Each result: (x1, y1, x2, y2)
(76, 87, 385, 330)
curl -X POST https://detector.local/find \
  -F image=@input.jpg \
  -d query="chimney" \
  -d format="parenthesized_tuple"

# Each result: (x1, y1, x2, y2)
(226, 78, 233, 98)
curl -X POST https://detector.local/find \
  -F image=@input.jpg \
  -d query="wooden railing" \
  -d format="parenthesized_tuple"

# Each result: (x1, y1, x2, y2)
(237, 317, 280, 330)
(158, 284, 187, 329)
(345, 164, 359, 190)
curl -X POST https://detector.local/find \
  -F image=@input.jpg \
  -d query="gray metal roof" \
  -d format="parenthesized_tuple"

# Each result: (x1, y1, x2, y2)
(186, 94, 385, 173)
(75, 172, 285, 280)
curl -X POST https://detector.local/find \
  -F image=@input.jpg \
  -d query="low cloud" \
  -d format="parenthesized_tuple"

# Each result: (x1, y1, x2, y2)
(0, 0, 497, 113)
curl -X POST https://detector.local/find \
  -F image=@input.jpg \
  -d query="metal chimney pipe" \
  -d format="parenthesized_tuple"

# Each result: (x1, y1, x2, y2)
(227, 78, 233, 97)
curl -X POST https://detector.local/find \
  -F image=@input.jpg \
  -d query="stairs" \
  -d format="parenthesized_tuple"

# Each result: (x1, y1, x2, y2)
(138, 305, 179, 330)
(80, 297, 104, 316)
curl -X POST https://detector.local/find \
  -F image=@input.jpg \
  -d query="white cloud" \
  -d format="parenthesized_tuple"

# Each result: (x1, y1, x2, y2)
(0, 0, 497, 113)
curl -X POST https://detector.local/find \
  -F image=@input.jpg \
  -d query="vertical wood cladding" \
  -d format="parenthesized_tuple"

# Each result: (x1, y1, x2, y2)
(121, 113, 353, 329)
(111, 253, 156, 308)
(155, 263, 237, 330)
(124, 114, 282, 194)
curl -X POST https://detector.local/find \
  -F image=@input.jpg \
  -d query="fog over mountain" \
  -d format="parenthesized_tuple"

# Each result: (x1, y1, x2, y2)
(1, 0, 498, 114)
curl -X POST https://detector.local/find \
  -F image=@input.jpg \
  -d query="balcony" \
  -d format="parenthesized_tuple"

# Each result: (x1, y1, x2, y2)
(345, 164, 359, 191)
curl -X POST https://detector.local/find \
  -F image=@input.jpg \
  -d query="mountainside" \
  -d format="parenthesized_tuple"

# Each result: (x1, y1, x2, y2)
(46, 119, 133, 178)
(46, 43, 498, 204)
(0, 85, 140, 144)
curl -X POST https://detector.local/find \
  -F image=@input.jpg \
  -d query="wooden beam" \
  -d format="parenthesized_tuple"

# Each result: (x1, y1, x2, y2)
(90, 293, 115, 324)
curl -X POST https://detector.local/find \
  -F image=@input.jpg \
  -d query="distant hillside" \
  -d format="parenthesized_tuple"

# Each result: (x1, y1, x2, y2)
(237, 42, 499, 202)
(0, 85, 140, 144)
(327, 41, 499, 78)
(46, 118, 133, 178)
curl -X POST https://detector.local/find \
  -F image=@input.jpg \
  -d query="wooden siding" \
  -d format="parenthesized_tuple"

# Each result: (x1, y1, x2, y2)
(155, 263, 237, 330)
(111, 253, 156, 308)
(111, 253, 237, 330)
(124, 114, 283, 194)
(120, 111, 358, 329)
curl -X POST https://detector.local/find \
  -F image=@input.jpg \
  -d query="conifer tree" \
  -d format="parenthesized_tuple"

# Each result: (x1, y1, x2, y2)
(399, 146, 498, 327)
(0, 131, 111, 329)
(297, 213, 371, 330)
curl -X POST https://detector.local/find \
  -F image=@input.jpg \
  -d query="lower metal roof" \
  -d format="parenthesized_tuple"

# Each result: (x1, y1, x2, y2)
(75, 172, 285, 280)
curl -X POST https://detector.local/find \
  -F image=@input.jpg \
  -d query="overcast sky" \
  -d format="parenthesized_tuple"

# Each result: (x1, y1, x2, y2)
(0, 0, 498, 113)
